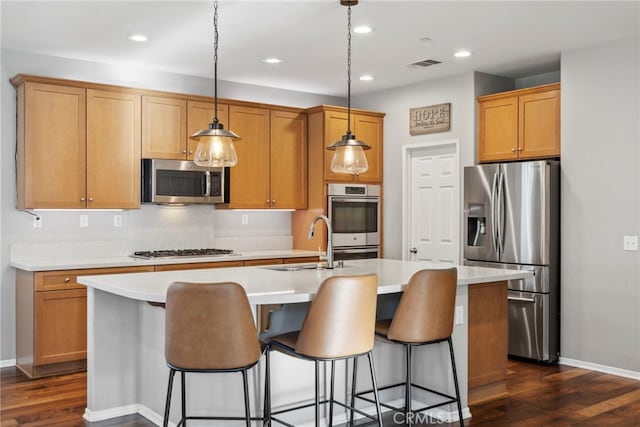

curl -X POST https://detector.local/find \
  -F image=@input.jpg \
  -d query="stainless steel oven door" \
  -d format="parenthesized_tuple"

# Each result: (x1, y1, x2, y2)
(333, 246, 379, 260)
(328, 196, 380, 247)
(508, 290, 549, 361)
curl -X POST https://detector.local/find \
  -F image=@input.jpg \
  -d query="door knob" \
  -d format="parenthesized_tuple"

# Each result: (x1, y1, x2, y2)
(409, 247, 418, 254)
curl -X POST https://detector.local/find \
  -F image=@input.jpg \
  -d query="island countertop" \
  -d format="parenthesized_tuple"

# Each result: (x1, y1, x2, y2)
(77, 258, 532, 304)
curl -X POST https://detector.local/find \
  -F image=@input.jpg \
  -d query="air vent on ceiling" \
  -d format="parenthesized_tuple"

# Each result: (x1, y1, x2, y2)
(411, 58, 442, 67)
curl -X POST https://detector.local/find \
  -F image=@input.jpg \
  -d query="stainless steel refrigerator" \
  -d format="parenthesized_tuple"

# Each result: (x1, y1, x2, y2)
(463, 160, 560, 362)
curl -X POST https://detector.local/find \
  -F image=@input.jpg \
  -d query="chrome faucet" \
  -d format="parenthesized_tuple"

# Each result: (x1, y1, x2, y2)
(307, 215, 333, 269)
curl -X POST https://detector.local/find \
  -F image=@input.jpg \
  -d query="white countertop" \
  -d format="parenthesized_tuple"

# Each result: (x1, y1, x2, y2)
(77, 258, 533, 305)
(10, 249, 318, 271)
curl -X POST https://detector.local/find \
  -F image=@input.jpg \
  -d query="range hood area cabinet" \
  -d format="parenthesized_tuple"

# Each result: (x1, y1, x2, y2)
(12, 75, 142, 209)
(306, 105, 384, 184)
(477, 83, 560, 163)
(228, 106, 308, 210)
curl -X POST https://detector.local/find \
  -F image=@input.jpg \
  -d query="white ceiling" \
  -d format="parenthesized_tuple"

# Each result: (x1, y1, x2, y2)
(1, 1, 638, 96)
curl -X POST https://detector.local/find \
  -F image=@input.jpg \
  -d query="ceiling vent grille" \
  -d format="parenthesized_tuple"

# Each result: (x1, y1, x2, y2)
(411, 59, 442, 67)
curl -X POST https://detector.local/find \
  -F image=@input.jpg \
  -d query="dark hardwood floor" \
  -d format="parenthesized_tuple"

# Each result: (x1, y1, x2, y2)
(1, 359, 638, 426)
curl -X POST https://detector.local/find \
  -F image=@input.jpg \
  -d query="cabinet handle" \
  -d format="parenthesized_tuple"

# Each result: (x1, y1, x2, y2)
(88, 197, 94, 202)
(80, 197, 86, 202)
(271, 200, 276, 204)
(64, 277, 71, 283)
(511, 148, 516, 153)
(518, 147, 523, 152)
(182, 149, 187, 154)
(266, 200, 270, 204)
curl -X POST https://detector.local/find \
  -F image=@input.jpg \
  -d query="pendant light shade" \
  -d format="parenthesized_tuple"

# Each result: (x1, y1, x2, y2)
(192, 0, 240, 168)
(328, 0, 371, 175)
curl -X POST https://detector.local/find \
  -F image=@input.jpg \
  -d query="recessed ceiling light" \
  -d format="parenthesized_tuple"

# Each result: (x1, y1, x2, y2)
(262, 57, 283, 64)
(127, 34, 148, 43)
(353, 26, 372, 34)
(359, 75, 374, 81)
(454, 50, 472, 58)
(419, 37, 432, 43)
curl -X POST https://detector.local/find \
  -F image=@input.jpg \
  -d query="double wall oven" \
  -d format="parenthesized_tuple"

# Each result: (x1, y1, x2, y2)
(327, 183, 380, 260)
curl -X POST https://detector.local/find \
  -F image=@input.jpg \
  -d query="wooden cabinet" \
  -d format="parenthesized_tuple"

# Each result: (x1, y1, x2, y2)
(186, 100, 229, 162)
(13, 77, 142, 209)
(478, 83, 560, 163)
(141, 96, 187, 159)
(308, 106, 384, 183)
(16, 266, 154, 378)
(154, 260, 243, 272)
(229, 106, 307, 209)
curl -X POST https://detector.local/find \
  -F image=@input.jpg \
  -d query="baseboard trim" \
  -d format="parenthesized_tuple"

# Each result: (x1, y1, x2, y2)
(0, 359, 16, 368)
(83, 405, 140, 423)
(559, 357, 640, 380)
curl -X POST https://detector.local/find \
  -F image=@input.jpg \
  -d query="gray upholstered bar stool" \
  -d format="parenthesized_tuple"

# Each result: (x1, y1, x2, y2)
(263, 274, 383, 427)
(353, 268, 464, 426)
(162, 281, 262, 427)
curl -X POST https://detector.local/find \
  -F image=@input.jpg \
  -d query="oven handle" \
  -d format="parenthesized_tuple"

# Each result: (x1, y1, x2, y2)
(507, 296, 536, 303)
(328, 197, 379, 203)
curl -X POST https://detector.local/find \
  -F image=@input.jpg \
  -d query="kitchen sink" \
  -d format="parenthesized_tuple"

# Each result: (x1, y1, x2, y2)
(261, 263, 325, 271)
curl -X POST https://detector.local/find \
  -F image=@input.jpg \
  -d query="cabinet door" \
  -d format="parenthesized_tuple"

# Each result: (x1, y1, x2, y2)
(478, 96, 519, 162)
(186, 100, 229, 161)
(87, 89, 141, 208)
(270, 110, 307, 209)
(141, 96, 187, 159)
(228, 105, 270, 208)
(353, 114, 383, 183)
(323, 110, 355, 182)
(34, 289, 87, 365)
(20, 82, 86, 208)
(518, 89, 560, 159)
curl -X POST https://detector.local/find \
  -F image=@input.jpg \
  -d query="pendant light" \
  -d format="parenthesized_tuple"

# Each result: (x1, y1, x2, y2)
(192, 0, 240, 167)
(326, 0, 371, 175)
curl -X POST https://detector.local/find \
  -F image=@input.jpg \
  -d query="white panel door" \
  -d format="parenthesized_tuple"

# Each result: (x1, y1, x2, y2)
(408, 143, 459, 263)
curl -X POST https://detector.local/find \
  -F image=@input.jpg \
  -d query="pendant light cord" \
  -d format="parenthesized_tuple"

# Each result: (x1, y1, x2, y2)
(346, 5, 352, 135)
(213, 0, 220, 125)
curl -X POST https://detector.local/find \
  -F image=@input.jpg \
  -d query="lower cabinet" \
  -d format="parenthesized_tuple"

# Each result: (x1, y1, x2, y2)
(15, 266, 154, 378)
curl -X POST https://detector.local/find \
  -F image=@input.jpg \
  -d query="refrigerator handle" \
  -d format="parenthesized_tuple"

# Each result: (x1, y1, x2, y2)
(491, 172, 499, 255)
(497, 170, 505, 255)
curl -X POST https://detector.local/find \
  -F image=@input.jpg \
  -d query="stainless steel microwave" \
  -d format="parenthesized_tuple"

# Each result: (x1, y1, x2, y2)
(141, 159, 230, 204)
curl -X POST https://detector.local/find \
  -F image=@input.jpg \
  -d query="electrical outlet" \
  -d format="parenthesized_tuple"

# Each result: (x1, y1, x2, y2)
(33, 216, 42, 228)
(113, 214, 122, 228)
(242, 214, 249, 225)
(623, 235, 638, 251)
(80, 214, 89, 228)
(455, 306, 464, 325)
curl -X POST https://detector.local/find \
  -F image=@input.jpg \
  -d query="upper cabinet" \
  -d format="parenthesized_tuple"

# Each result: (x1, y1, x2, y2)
(308, 105, 384, 184)
(141, 96, 186, 159)
(186, 101, 229, 162)
(13, 77, 141, 209)
(228, 106, 307, 209)
(478, 83, 560, 163)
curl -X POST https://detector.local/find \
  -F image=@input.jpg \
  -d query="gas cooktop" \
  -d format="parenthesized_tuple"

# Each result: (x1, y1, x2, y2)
(131, 248, 237, 259)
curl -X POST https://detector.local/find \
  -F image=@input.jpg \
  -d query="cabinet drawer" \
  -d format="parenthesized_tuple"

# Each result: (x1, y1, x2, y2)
(243, 258, 284, 267)
(154, 261, 244, 272)
(34, 266, 154, 291)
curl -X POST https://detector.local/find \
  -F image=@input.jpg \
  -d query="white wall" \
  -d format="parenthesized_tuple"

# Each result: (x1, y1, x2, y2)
(560, 36, 640, 372)
(0, 50, 343, 361)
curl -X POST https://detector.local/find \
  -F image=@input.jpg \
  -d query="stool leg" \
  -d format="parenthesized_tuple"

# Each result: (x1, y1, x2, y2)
(448, 338, 464, 427)
(242, 369, 251, 427)
(405, 344, 412, 422)
(181, 371, 187, 427)
(263, 346, 271, 427)
(163, 368, 176, 427)
(350, 356, 358, 425)
(329, 360, 335, 426)
(366, 352, 383, 427)
(314, 360, 320, 427)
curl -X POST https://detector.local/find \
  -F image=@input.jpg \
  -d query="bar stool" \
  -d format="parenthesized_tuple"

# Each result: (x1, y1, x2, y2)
(263, 274, 383, 427)
(162, 281, 262, 427)
(353, 268, 464, 426)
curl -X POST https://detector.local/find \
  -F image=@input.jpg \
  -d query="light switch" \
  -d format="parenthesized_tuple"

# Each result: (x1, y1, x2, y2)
(623, 235, 638, 251)
(113, 215, 122, 228)
(455, 306, 464, 325)
(242, 214, 249, 225)
(80, 214, 89, 228)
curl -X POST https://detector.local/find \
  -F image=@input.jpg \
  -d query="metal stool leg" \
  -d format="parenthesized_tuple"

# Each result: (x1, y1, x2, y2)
(315, 360, 320, 427)
(263, 346, 271, 426)
(241, 370, 251, 427)
(366, 352, 383, 427)
(350, 356, 358, 425)
(448, 338, 464, 427)
(181, 371, 187, 427)
(329, 360, 335, 426)
(406, 344, 413, 424)
(163, 368, 176, 427)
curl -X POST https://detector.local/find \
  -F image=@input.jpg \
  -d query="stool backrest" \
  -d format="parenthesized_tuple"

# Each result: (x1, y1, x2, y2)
(388, 268, 457, 343)
(296, 274, 378, 359)
(165, 282, 261, 370)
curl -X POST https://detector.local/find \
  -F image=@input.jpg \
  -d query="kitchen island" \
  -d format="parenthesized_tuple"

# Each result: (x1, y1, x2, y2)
(78, 258, 531, 426)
